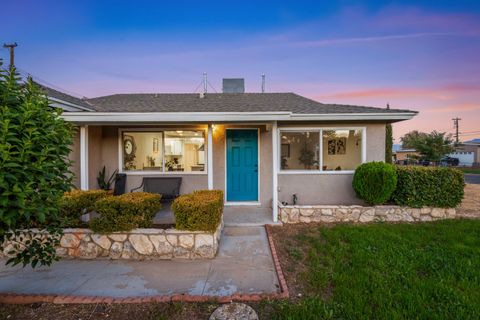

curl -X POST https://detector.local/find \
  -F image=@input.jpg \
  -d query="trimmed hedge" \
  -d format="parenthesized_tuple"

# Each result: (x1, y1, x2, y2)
(173, 190, 223, 232)
(392, 166, 464, 208)
(353, 162, 397, 205)
(90, 192, 161, 233)
(59, 190, 109, 226)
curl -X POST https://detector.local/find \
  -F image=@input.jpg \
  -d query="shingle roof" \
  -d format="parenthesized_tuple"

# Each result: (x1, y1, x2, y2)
(85, 93, 416, 114)
(36, 82, 94, 110)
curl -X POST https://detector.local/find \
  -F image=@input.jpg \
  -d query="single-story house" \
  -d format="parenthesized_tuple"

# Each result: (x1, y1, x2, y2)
(41, 79, 417, 222)
(393, 149, 420, 162)
(452, 139, 480, 167)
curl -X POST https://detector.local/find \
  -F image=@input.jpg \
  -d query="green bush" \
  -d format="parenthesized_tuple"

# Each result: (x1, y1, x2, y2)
(90, 192, 161, 233)
(353, 162, 397, 205)
(59, 189, 109, 226)
(173, 190, 223, 232)
(392, 166, 464, 208)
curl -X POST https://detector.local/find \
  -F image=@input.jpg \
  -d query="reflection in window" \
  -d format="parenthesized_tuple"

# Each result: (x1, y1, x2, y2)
(322, 130, 362, 171)
(280, 132, 319, 170)
(164, 131, 205, 172)
(122, 130, 205, 172)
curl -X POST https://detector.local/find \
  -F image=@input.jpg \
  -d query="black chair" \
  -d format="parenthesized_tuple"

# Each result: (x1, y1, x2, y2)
(113, 173, 127, 196)
(131, 177, 182, 200)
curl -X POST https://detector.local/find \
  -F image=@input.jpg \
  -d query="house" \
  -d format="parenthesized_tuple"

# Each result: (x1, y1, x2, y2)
(450, 138, 480, 166)
(393, 149, 420, 163)
(43, 78, 417, 222)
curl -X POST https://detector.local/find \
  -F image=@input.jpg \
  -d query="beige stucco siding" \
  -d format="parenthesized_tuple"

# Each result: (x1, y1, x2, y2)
(277, 123, 386, 205)
(69, 128, 81, 189)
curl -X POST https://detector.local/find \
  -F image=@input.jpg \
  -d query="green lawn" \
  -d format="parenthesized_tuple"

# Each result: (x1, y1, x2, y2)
(267, 220, 480, 319)
(457, 167, 480, 174)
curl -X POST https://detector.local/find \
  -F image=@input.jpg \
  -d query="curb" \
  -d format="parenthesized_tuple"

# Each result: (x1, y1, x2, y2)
(0, 226, 289, 304)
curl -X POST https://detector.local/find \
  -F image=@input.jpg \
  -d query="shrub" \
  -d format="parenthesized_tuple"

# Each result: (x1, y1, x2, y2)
(90, 192, 161, 233)
(173, 190, 223, 232)
(353, 162, 397, 205)
(0, 63, 74, 267)
(392, 166, 464, 208)
(59, 190, 109, 226)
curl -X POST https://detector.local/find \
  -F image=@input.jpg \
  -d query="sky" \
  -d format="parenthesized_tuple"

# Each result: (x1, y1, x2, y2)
(1, 0, 480, 142)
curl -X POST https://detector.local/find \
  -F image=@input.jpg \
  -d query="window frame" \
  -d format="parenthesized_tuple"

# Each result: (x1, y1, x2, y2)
(118, 128, 208, 175)
(277, 126, 367, 174)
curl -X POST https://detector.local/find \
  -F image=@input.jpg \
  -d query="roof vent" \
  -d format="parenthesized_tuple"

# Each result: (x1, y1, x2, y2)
(199, 92, 205, 99)
(222, 78, 245, 93)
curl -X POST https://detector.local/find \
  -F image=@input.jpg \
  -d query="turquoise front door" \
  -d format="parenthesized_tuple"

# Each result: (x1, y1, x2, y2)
(226, 129, 258, 202)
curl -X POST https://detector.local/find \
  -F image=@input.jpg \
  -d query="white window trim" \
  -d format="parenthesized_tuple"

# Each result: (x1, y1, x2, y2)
(118, 127, 208, 175)
(277, 126, 367, 175)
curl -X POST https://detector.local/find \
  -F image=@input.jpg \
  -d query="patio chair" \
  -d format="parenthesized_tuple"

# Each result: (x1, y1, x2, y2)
(113, 173, 127, 196)
(130, 177, 182, 200)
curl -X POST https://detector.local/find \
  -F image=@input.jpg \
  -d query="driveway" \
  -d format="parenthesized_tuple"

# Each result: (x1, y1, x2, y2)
(0, 227, 279, 297)
(464, 174, 480, 184)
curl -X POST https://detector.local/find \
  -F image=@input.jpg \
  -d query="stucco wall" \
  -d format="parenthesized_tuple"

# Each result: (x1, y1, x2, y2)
(278, 123, 386, 205)
(69, 128, 81, 189)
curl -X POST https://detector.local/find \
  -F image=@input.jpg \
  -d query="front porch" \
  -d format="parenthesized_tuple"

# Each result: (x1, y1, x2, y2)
(72, 122, 279, 224)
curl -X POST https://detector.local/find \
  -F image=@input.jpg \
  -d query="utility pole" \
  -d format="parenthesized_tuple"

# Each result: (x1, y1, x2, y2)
(3, 42, 18, 69)
(452, 117, 461, 144)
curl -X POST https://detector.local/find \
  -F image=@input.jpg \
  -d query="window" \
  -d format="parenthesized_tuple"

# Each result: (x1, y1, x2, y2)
(279, 128, 364, 172)
(281, 132, 319, 170)
(122, 130, 205, 172)
(322, 129, 362, 171)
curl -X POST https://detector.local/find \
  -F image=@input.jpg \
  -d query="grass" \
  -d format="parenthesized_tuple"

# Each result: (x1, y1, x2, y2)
(268, 219, 480, 319)
(456, 167, 480, 174)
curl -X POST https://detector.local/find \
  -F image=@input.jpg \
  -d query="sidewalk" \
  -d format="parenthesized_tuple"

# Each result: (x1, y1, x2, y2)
(0, 227, 279, 298)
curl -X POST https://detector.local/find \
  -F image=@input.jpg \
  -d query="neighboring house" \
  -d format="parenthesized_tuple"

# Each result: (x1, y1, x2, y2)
(43, 78, 417, 222)
(393, 149, 420, 162)
(452, 138, 480, 166)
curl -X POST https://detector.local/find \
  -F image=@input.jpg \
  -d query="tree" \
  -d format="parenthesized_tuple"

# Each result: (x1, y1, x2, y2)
(400, 130, 428, 149)
(0, 61, 75, 267)
(385, 123, 393, 164)
(400, 130, 454, 163)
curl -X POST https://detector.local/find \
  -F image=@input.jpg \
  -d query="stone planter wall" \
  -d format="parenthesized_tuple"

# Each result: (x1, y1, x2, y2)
(279, 204, 456, 224)
(2, 222, 223, 260)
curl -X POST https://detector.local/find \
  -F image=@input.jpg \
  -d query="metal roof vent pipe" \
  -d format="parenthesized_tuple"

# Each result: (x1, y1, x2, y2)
(222, 78, 245, 93)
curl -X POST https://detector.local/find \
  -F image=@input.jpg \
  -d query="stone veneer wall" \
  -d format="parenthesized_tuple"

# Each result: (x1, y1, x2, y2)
(2, 222, 223, 260)
(279, 204, 456, 224)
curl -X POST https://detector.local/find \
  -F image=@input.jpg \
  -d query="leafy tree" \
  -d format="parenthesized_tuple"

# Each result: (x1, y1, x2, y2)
(400, 130, 427, 149)
(385, 123, 393, 164)
(400, 130, 454, 163)
(0, 61, 75, 267)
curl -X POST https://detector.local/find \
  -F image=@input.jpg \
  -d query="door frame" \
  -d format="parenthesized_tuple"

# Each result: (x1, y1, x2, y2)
(224, 128, 261, 205)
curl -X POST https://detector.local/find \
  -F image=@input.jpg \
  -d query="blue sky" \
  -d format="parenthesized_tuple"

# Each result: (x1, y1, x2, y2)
(1, 0, 480, 141)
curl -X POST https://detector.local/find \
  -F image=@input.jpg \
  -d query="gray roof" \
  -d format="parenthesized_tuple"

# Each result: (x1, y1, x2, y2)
(36, 82, 94, 110)
(85, 93, 416, 114)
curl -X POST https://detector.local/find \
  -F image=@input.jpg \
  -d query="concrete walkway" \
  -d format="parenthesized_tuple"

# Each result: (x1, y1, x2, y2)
(0, 227, 279, 298)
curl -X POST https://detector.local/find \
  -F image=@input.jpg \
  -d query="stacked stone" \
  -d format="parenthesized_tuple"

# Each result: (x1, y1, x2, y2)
(279, 205, 456, 224)
(2, 222, 223, 260)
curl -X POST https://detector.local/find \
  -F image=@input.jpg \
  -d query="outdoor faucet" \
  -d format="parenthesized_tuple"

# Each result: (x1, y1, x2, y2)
(292, 194, 298, 205)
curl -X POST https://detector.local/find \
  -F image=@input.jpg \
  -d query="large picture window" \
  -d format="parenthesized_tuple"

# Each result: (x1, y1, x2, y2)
(122, 130, 205, 172)
(279, 128, 364, 172)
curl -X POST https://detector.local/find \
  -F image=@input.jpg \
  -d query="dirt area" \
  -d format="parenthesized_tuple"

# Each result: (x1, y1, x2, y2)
(458, 184, 480, 218)
(0, 302, 218, 320)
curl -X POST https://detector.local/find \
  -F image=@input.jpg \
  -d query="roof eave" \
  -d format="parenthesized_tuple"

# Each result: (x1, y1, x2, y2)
(61, 111, 417, 123)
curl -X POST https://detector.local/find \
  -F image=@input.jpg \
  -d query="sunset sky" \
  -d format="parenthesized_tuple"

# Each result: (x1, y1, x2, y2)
(2, 0, 479, 142)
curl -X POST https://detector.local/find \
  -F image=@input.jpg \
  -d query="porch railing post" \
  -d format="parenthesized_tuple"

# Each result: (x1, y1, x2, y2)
(272, 121, 278, 222)
(207, 124, 213, 190)
(80, 125, 89, 190)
